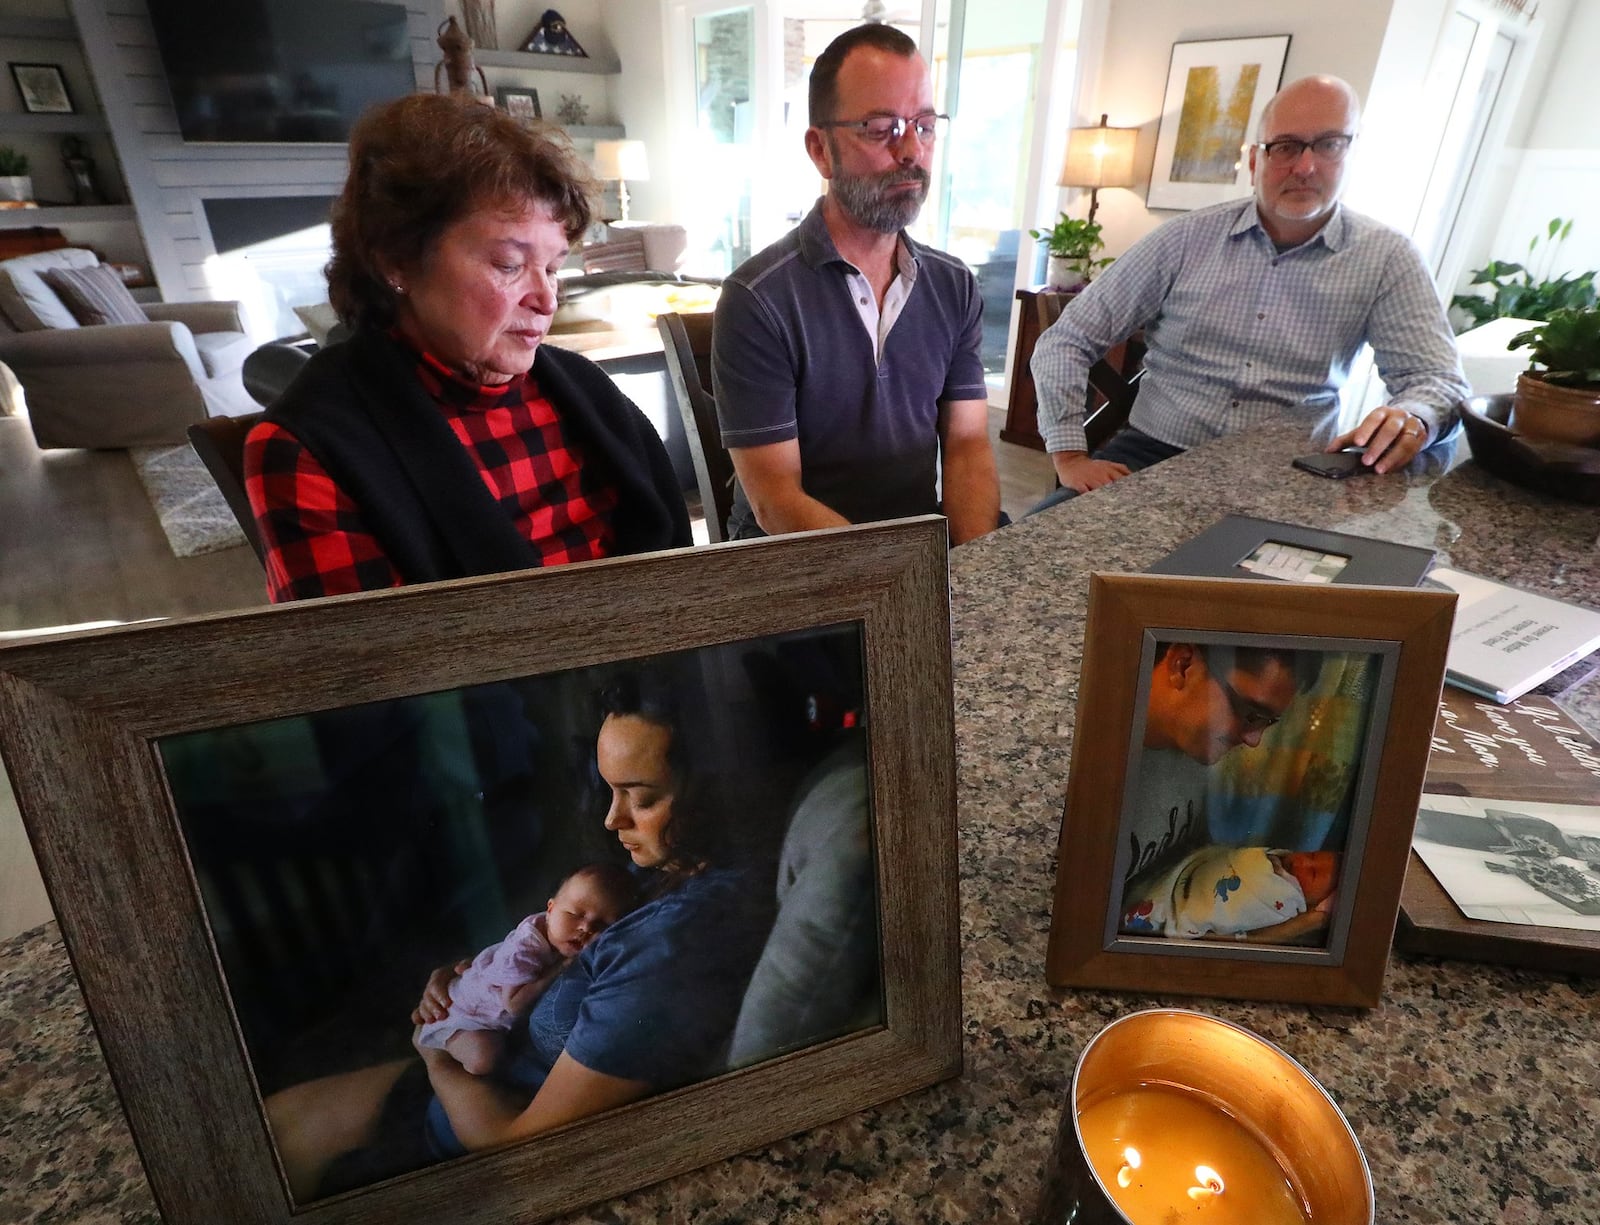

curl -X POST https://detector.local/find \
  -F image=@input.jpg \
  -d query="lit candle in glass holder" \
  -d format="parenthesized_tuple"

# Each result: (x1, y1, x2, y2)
(1033, 1010, 1372, 1225)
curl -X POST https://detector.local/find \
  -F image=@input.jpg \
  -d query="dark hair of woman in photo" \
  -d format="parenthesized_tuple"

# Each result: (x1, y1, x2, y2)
(242, 92, 689, 603)
(264, 669, 774, 1201)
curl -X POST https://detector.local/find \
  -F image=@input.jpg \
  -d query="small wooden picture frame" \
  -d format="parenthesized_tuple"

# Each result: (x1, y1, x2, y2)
(9, 61, 74, 114)
(0, 519, 960, 1225)
(495, 86, 542, 121)
(1047, 573, 1455, 1007)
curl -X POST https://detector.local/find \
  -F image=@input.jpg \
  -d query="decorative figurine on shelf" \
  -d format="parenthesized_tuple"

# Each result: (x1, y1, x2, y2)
(434, 16, 489, 96)
(555, 93, 589, 126)
(461, 0, 498, 51)
(60, 136, 105, 206)
(520, 9, 587, 57)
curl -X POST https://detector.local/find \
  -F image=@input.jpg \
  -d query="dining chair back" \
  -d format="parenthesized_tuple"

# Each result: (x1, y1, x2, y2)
(187, 410, 266, 564)
(657, 311, 734, 542)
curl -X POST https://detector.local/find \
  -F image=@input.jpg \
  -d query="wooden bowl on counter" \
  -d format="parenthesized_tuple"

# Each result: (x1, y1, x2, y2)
(1458, 393, 1600, 505)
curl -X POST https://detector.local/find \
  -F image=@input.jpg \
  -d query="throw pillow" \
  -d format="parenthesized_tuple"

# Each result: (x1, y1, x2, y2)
(42, 264, 149, 327)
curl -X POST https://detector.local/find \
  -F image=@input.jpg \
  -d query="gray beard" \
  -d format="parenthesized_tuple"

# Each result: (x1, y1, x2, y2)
(830, 165, 930, 234)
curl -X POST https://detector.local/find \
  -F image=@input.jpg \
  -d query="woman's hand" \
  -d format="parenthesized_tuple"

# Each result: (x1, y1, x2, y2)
(411, 960, 471, 1026)
(412, 1023, 447, 1064)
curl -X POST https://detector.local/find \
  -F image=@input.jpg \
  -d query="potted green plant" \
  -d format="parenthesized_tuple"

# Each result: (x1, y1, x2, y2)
(0, 147, 32, 204)
(1507, 307, 1600, 446)
(1029, 214, 1109, 291)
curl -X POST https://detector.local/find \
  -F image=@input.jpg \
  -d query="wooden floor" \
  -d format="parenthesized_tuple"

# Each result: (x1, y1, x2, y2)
(989, 401, 1055, 520)
(0, 403, 1049, 940)
(0, 413, 269, 940)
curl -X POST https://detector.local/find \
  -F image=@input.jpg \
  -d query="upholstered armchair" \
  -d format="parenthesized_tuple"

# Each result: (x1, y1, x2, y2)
(0, 248, 256, 450)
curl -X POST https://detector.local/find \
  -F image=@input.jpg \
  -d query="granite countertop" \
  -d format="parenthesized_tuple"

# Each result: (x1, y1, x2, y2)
(3, 418, 1599, 1223)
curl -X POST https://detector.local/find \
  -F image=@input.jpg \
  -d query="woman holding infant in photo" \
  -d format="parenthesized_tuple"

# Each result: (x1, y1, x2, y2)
(266, 674, 775, 1199)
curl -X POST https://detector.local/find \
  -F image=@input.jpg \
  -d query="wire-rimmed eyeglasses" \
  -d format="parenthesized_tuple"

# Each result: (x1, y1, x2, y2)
(817, 112, 950, 145)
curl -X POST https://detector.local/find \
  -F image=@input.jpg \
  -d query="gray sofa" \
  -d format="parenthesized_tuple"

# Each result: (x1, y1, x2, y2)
(0, 248, 257, 449)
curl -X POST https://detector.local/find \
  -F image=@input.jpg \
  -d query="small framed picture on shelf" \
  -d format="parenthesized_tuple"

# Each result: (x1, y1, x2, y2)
(1046, 572, 1455, 1007)
(9, 62, 74, 115)
(495, 86, 542, 122)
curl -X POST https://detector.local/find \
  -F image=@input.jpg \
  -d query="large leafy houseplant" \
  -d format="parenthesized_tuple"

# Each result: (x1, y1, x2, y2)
(1029, 214, 1110, 288)
(1451, 217, 1598, 332)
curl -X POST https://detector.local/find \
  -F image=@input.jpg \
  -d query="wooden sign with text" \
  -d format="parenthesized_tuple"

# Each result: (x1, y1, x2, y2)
(1399, 686, 1600, 973)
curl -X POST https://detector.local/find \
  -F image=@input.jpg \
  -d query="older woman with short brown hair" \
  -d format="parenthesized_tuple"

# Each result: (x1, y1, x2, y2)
(244, 93, 689, 602)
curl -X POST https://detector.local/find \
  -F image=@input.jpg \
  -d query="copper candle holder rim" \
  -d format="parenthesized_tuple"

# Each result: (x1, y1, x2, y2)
(1069, 1008, 1375, 1225)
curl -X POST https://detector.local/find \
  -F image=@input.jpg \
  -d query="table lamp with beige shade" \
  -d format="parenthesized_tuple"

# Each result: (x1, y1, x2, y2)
(1059, 114, 1138, 225)
(593, 139, 650, 222)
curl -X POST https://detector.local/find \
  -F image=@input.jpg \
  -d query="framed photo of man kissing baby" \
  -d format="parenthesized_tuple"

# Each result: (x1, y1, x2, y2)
(0, 518, 960, 1225)
(1047, 573, 1455, 1007)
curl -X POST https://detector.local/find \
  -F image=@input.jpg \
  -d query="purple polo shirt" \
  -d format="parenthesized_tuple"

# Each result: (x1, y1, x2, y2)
(711, 200, 986, 537)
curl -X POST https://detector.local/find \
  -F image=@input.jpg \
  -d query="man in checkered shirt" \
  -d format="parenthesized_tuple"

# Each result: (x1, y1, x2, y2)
(1032, 75, 1468, 505)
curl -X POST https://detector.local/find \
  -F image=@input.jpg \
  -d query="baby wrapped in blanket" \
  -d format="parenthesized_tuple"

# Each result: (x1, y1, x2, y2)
(1120, 846, 1338, 939)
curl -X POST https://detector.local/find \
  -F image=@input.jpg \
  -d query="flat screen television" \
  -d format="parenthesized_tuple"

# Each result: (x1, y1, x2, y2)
(146, 0, 417, 143)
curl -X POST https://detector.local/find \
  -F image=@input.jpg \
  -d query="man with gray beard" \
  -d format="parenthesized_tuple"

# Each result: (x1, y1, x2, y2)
(710, 23, 999, 543)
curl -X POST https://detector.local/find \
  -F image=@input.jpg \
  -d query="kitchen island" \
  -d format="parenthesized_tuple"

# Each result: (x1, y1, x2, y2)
(3, 416, 1597, 1224)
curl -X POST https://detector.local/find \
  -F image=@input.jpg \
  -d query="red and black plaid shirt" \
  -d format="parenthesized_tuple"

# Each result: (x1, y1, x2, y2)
(244, 346, 620, 603)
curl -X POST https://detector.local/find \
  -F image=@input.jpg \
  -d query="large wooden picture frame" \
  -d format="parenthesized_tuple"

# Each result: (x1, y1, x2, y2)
(1147, 36, 1290, 211)
(1047, 574, 1455, 1007)
(0, 519, 960, 1225)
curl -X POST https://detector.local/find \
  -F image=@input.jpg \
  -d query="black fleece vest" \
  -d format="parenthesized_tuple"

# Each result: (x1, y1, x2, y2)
(265, 329, 690, 583)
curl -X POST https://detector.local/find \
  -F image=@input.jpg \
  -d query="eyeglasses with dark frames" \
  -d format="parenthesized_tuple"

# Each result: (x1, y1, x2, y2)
(1254, 133, 1354, 165)
(817, 112, 949, 145)
(1213, 672, 1283, 734)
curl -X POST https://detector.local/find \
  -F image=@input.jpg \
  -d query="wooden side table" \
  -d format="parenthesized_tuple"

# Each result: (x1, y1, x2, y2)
(1001, 288, 1063, 451)
(1001, 288, 1143, 452)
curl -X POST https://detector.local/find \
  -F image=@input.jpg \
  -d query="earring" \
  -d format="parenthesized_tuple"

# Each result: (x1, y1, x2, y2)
(389, 280, 405, 295)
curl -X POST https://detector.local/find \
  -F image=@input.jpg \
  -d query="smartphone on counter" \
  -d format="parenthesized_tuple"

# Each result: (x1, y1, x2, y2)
(1291, 450, 1372, 480)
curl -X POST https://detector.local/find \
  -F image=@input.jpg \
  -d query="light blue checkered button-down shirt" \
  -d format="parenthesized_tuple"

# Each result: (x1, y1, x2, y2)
(1032, 199, 1469, 454)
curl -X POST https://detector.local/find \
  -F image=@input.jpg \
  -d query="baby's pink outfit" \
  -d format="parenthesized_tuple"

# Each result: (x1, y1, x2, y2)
(416, 912, 558, 1050)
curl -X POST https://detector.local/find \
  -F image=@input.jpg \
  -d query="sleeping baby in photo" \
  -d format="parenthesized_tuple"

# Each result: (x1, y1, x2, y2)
(415, 863, 640, 1074)
(1120, 846, 1339, 940)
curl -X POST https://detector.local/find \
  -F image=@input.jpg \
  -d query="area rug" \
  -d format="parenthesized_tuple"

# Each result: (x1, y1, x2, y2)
(129, 444, 248, 559)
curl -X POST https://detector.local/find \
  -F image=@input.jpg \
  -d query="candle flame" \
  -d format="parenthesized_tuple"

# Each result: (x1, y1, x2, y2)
(1186, 1165, 1225, 1201)
(1115, 1146, 1143, 1188)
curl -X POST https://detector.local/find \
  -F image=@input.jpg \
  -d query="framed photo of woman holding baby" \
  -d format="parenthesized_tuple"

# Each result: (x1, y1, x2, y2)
(1047, 573, 1456, 1007)
(0, 519, 960, 1225)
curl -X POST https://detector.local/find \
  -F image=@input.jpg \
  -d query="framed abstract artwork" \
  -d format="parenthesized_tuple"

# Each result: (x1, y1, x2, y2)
(1147, 36, 1291, 211)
